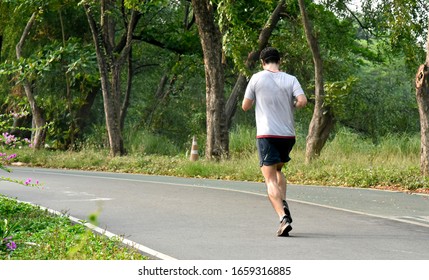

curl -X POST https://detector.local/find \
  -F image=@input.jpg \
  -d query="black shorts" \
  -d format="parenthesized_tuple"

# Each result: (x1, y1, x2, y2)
(257, 137, 296, 167)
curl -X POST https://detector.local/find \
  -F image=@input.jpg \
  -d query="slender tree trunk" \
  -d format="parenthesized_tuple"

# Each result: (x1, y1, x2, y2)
(224, 0, 286, 131)
(146, 74, 169, 127)
(16, 12, 46, 149)
(83, 2, 140, 156)
(298, 0, 335, 163)
(120, 47, 133, 132)
(415, 18, 429, 176)
(76, 86, 99, 134)
(191, 0, 227, 159)
(0, 35, 3, 61)
(59, 10, 77, 149)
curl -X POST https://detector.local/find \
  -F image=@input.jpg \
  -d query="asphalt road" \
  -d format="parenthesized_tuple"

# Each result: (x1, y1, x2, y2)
(1, 167, 428, 260)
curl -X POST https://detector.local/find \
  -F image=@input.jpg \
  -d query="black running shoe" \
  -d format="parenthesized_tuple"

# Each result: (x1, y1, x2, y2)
(283, 200, 293, 223)
(277, 215, 292, 237)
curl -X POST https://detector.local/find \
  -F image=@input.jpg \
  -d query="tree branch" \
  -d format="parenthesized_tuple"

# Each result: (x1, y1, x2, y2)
(16, 12, 37, 59)
(242, 0, 286, 69)
(342, 2, 376, 37)
(133, 32, 200, 55)
(114, 10, 142, 54)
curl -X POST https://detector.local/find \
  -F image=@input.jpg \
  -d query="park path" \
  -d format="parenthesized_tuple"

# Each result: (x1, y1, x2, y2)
(1, 167, 428, 260)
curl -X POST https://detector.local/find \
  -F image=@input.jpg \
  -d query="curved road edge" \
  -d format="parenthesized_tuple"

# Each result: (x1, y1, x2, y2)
(9, 197, 177, 260)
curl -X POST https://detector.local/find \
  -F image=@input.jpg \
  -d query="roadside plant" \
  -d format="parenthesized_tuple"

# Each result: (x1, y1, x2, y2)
(0, 132, 31, 149)
(1, 114, 40, 186)
(0, 219, 19, 258)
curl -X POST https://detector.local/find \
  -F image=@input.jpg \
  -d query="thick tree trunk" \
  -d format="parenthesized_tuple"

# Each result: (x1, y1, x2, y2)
(415, 18, 429, 176)
(416, 64, 429, 176)
(16, 12, 46, 149)
(298, 0, 335, 163)
(191, 0, 227, 159)
(224, 0, 286, 131)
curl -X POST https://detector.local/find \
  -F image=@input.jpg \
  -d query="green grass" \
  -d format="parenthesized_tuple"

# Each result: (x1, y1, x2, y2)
(0, 196, 146, 260)
(285, 129, 426, 190)
(9, 127, 428, 191)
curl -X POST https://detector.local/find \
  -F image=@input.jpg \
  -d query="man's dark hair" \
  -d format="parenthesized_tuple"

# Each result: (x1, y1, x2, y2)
(260, 47, 280, 64)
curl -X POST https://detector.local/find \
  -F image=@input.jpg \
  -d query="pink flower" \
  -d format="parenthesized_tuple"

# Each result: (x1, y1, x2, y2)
(7, 154, 16, 160)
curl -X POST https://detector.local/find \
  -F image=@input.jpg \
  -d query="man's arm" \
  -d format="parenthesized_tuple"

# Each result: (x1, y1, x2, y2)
(242, 98, 254, 111)
(294, 94, 307, 109)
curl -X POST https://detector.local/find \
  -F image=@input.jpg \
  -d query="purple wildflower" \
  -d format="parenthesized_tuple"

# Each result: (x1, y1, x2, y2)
(6, 241, 17, 251)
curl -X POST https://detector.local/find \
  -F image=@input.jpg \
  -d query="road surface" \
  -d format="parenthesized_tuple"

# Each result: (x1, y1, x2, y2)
(1, 167, 428, 260)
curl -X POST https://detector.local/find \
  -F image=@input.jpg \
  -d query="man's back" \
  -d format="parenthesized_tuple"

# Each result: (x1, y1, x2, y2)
(244, 70, 304, 138)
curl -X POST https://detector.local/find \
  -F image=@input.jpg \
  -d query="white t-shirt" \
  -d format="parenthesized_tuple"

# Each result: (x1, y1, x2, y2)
(244, 70, 305, 138)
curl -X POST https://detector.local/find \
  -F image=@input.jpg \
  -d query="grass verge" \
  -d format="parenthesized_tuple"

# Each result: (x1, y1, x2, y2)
(8, 129, 429, 193)
(0, 195, 146, 260)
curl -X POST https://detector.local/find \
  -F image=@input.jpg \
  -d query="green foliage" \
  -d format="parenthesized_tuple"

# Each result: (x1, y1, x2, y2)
(359, 0, 428, 68)
(0, 39, 97, 83)
(340, 56, 418, 140)
(307, 76, 358, 118)
(0, 38, 99, 149)
(0, 0, 426, 162)
(0, 0, 97, 150)
(218, 0, 279, 74)
(126, 41, 206, 148)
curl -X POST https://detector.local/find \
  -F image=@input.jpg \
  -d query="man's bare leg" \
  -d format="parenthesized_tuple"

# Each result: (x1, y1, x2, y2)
(261, 164, 285, 220)
(276, 168, 286, 201)
(275, 165, 292, 223)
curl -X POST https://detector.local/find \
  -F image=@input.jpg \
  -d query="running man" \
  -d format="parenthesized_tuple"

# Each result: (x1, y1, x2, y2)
(242, 47, 307, 236)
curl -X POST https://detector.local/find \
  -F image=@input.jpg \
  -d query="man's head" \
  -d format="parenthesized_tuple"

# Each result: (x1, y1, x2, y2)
(260, 47, 280, 65)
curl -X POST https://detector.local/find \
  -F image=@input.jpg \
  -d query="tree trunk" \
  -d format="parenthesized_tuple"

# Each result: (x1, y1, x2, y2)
(145, 74, 169, 127)
(415, 18, 429, 176)
(16, 12, 46, 149)
(83, 2, 140, 156)
(191, 0, 227, 159)
(120, 47, 133, 132)
(224, 75, 247, 130)
(224, 0, 286, 131)
(0, 35, 3, 61)
(76, 86, 99, 135)
(298, 0, 335, 163)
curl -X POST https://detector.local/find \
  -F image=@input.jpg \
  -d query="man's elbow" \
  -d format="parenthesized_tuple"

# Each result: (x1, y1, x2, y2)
(242, 99, 253, 111)
(295, 96, 307, 108)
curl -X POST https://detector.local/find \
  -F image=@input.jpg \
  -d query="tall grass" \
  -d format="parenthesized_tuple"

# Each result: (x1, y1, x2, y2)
(124, 131, 180, 156)
(286, 128, 425, 189)
(7, 127, 428, 191)
(229, 125, 257, 157)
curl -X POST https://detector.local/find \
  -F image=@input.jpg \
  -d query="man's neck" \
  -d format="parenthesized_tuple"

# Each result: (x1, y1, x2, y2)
(263, 63, 280, 72)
